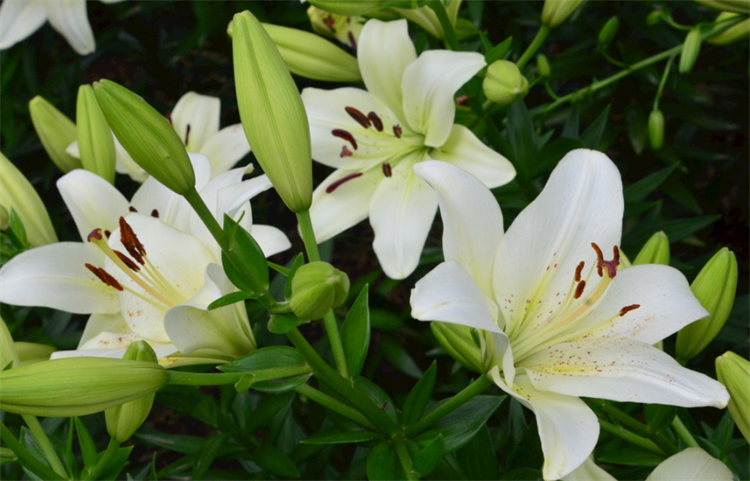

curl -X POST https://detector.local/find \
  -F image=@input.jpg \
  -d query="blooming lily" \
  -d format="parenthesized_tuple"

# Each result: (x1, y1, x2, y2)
(0, 0, 124, 55)
(302, 19, 515, 279)
(0, 154, 290, 365)
(67, 91, 251, 182)
(410, 150, 729, 480)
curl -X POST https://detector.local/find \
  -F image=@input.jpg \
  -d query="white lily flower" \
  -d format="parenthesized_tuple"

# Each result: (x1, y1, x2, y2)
(301, 19, 516, 279)
(410, 150, 729, 480)
(0, 0, 125, 55)
(67, 91, 251, 182)
(0, 154, 291, 366)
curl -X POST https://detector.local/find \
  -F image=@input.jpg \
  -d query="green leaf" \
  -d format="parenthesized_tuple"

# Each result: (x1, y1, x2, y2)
(660, 215, 721, 243)
(355, 377, 398, 420)
(221, 215, 268, 292)
(253, 443, 300, 478)
(412, 434, 444, 477)
(366, 442, 405, 481)
(505, 101, 536, 179)
(284, 253, 305, 300)
(207, 291, 257, 310)
(134, 432, 204, 454)
(253, 373, 312, 394)
(267, 314, 310, 334)
(220, 346, 305, 373)
(380, 334, 422, 379)
(456, 425, 498, 480)
(8, 208, 28, 249)
(417, 395, 505, 453)
(485, 36, 513, 64)
(246, 391, 296, 433)
(644, 404, 678, 434)
(74, 418, 97, 468)
(580, 105, 610, 149)
(528, 137, 585, 179)
(340, 285, 371, 379)
(402, 361, 437, 425)
(625, 104, 649, 155)
(192, 433, 230, 480)
(370, 309, 405, 331)
(99, 446, 134, 481)
(624, 163, 679, 203)
(561, 104, 581, 139)
(302, 430, 381, 445)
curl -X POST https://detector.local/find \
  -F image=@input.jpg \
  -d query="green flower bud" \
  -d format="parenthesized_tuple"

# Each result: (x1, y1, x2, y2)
(679, 28, 702, 74)
(76, 85, 116, 183)
(483, 60, 529, 105)
(676, 248, 738, 361)
(634, 231, 670, 266)
(307, 0, 381, 16)
(430, 323, 483, 373)
(289, 261, 350, 320)
(646, 11, 663, 26)
(0, 152, 58, 247)
(708, 12, 750, 45)
(0, 316, 19, 371)
(105, 341, 158, 442)
(93, 80, 196, 195)
(14, 342, 56, 366)
(232, 11, 313, 213)
(0, 357, 168, 417)
(541, 0, 584, 28)
(716, 351, 750, 442)
(598, 16, 620, 48)
(695, 0, 750, 14)
(648, 109, 665, 150)
(537, 54, 551, 78)
(28, 96, 81, 173)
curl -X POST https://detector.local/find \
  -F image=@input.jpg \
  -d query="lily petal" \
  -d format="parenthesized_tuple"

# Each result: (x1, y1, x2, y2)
(370, 159, 438, 279)
(52, 343, 177, 361)
(0, 0, 47, 50)
(57, 169, 130, 240)
(646, 448, 733, 481)
(171, 92, 220, 152)
(251, 224, 292, 258)
(401, 50, 485, 147)
(414, 160, 503, 296)
(430, 124, 516, 188)
(114, 137, 148, 182)
(411, 260, 501, 333)
(0, 242, 119, 314)
(358, 19, 416, 121)
(561, 456, 616, 481)
(45, 0, 95, 55)
(200, 124, 251, 176)
(522, 338, 729, 408)
(78, 312, 132, 347)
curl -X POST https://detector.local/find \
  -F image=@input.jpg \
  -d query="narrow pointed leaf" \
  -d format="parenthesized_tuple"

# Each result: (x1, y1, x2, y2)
(340, 285, 371, 379)
(302, 430, 381, 445)
(253, 443, 300, 478)
(624, 163, 679, 203)
(402, 361, 437, 425)
(580, 105, 610, 149)
(207, 291, 258, 310)
(366, 442, 405, 481)
(267, 314, 311, 334)
(74, 418, 97, 468)
(416, 395, 505, 453)
(380, 334, 422, 379)
(413, 434, 444, 477)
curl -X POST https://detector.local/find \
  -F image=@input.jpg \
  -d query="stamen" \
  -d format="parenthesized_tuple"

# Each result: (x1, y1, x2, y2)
(332, 129, 358, 150)
(393, 125, 402, 138)
(119, 217, 146, 264)
(87, 229, 104, 242)
(348, 32, 357, 51)
(368, 112, 383, 131)
(324, 15, 335, 31)
(85, 264, 124, 291)
(456, 95, 469, 106)
(382, 163, 392, 178)
(591, 242, 604, 277)
(326, 172, 363, 193)
(184, 124, 191, 145)
(574, 261, 585, 282)
(104, 230, 111, 239)
(340, 146, 353, 158)
(345, 107, 371, 128)
(151, 209, 159, 218)
(114, 250, 140, 272)
(619, 304, 640, 316)
(129, 206, 138, 213)
(573, 280, 586, 299)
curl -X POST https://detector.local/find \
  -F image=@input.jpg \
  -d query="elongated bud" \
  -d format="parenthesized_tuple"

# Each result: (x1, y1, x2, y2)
(307, 0, 381, 16)
(0, 357, 168, 417)
(430, 323, 483, 373)
(695, 0, 750, 14)
(537, 54, 551, 78)
(634, 231, 670, 265)
(676, 248, 738, 361)
(484, 60, 529, 105)
(679, 28, 702, 74)
(0, 152, 58, 247)
(14, 342, 56, 366)
(598, 16, 620, 48)
(716, 352, 750, 442)
(76, 85, 116, 183)
(232, 11, 313, 212)
(106, 341, 158, 442)
(646, 11, 663, 26)
(708, 12, 750, 45)
(0, 316, 19, 371)
(307, 6, 364, 49)
(541, 0, 584, 28)
(648, 109, 665, 150)
(289, 261, 350, 320)
(93, 80, 196, 195)
(28, 96, 81, 173)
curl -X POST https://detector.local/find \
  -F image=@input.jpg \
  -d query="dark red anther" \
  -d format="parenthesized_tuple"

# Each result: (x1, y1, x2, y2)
(104, 230, 112, 239)
(184, 124, 191, 146)
(368, 112, 383, 131)
(119, 217, 146, 264)
(393, 124, 402, 138)
(574, 280, 586, 299)
(456, 95, 469, 106)
(129, 206, 138, 213)
(85, 264, 124, 291)
(326, 172, 363, 193)
(332, 129, 358, 150)
(574, 261, 585, 283)
(151, 209, 159, 218)
(382, 162, 392, 177)
(115, 250, 140, 272)
(87, 229, 103, 242)
(345, 107, 371, 128)
(348, 31, 357, 51)
(591, 242, 620, 278)
(619, 304, 640, 316)
(340, 146, 353, 158)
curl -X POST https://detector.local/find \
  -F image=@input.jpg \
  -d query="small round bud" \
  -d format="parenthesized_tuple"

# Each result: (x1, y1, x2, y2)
(679, 28, 702, 74)
(598, 16, 620, 48)
(646, 11, 663, 27)
(28, 96, 81, 173)
(289, 261, 350, 320)
(483, 60, 529, 105)
(648, 109, 665, 150)
(537, 54, 551, 78)
(633, 231, 670, 266)
(716, 351, 750, 442)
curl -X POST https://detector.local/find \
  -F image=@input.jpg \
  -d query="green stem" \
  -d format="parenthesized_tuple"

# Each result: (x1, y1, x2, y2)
(82, 438, 120, 481)
(599, 420, 665, 456)
(0, 422, 66, 481)
(653, 54, 675, 110)
(287, 328, 401, 436)
(393, 437, 418, 481)
(516, 25, 550, 70)
(405, 375, 492, 438)
(22, 415, 67, 478)
(296, 210, 321, 262)
(295, 383, 376, 431)
(431, 1, 460, 51)
(166, 364, 312, 386)
(599, 402, 678, 455)
(183, 188, 228, 250)
(672, 415, 699, 448)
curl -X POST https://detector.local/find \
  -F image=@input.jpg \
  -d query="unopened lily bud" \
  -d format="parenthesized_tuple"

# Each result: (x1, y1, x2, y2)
(93, 80, 196, 195)
(537, 54, 551, 78)
(289, 262, 350, 320)
(232, 11, 313, 213)
(708, 12, 750, 45)
(484, 60, 529, 105)
(541, 0, 584, 28)
(0, 357, 168, 417)
(646, 11, 663, 26)
(679, 28, 702, 74)
(307, 6, 364, 49)
(430, 323, 483, 373)
(634, 231, 670, 265)
(76, 85, 116, 183)
(0, 316, 19, 371)
(648, 109, 665, 150)
(676, 248, 738, 361)
(14, 342, 56, 366)
(716, 351, 750, 442)
(0, 152, 58, 247)
(695, 0, 750, 14)
(307, 0, 381, 16)
(106, 341, 158, 442)
(28, 96, 81, 173)
(598, 16, 620, 48)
